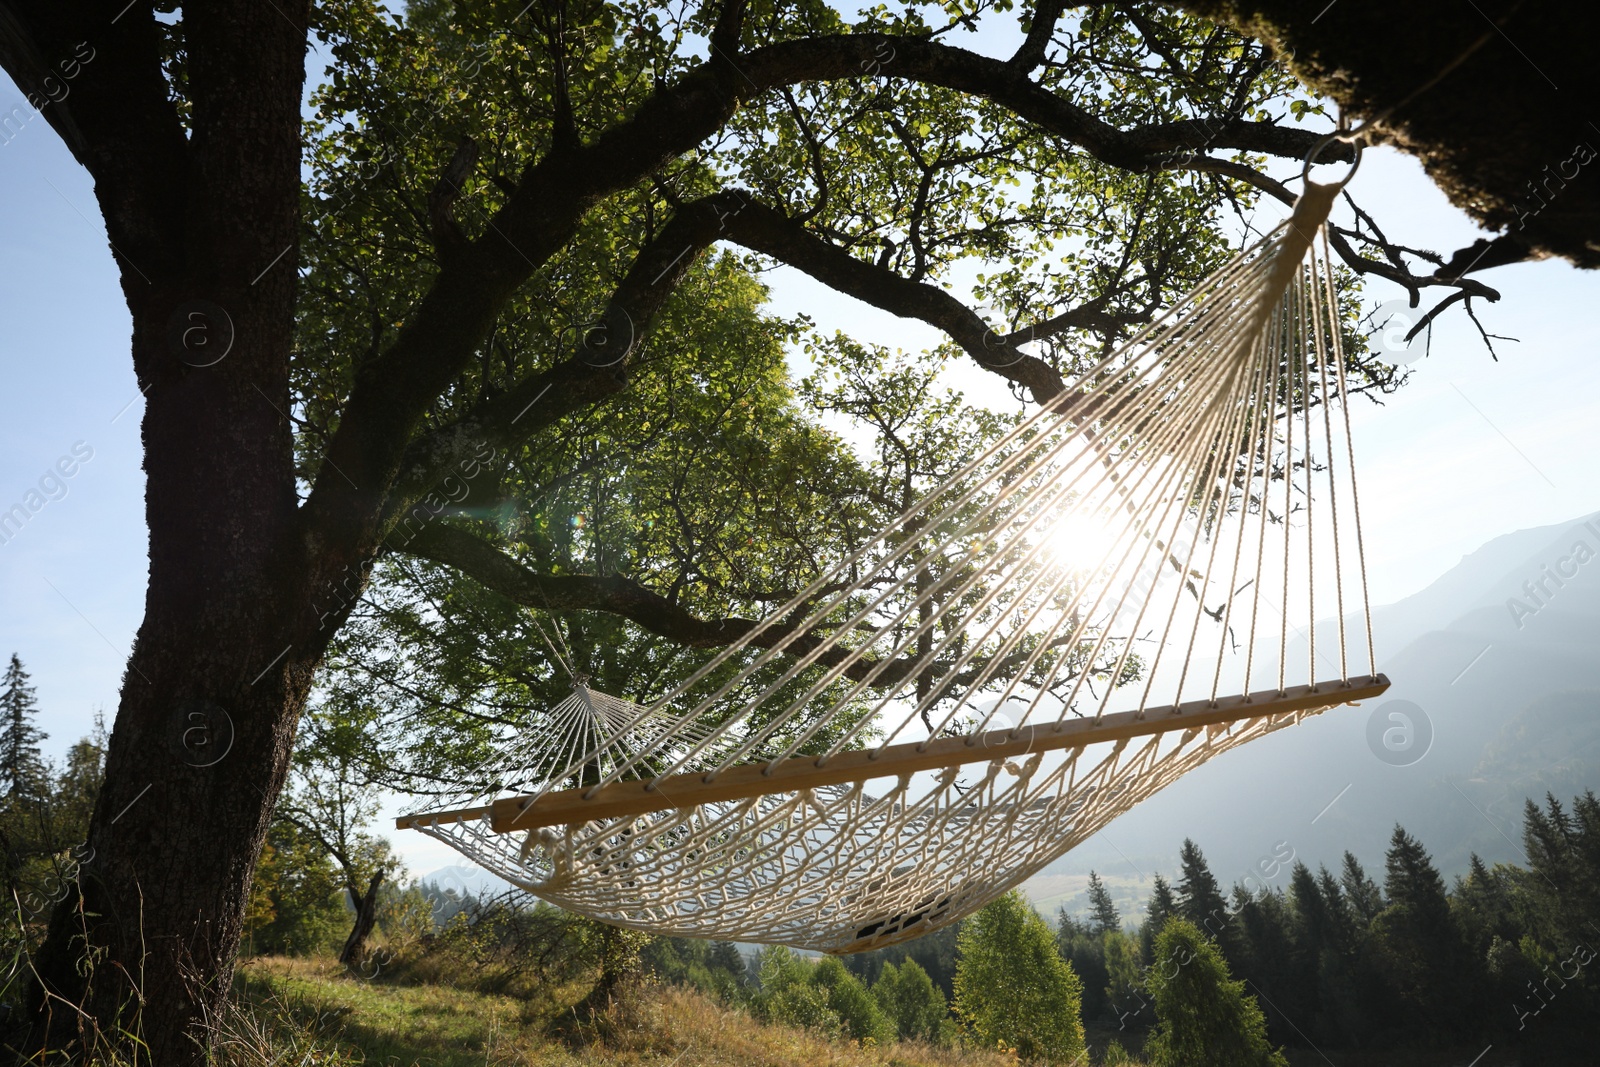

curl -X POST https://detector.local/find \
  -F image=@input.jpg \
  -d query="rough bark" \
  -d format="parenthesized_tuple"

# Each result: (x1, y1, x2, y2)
(338, 871, 384, 970)
(0, 1, 1583, 1062)
(3, 1, 315, 1061)
(1179, 0, 1600, 270)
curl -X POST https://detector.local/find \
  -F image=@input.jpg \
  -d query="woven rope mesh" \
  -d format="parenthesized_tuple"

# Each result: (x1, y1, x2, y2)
(403, 184, 1382, 952)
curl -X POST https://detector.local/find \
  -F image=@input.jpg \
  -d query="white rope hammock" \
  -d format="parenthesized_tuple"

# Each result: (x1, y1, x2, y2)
(400, 172, 1390, 953)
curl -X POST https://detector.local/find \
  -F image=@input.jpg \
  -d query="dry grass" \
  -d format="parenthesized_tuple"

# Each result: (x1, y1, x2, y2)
(234, 956, 1016, 1067)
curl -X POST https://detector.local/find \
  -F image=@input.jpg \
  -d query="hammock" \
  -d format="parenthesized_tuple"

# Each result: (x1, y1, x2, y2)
(399, 168, 1389, 953)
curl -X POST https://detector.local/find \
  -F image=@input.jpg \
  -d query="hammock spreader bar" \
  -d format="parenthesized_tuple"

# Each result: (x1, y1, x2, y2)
(397, 675, 1388, 833)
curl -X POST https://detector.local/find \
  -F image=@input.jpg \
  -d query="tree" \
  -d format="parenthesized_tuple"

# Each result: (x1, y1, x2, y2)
(241, 818, 348, 956)
(0, 655, 47, 801)
(753, 945, 839, 1035)
(954, 891, 1085, 1063)
(0, 0, 1529, 1057)
(1142, 874, 1178, 963)
(872, 958, 947, 1043)
(1340, 852, 1385, 924)
(1178, 1, 1598, 272)
(1144, 916, 1287, 1067)
(1175, 838, 1230, 945)
(1086, 870, 1119, 935)
(274, 703, 401, 969)
(1372, 825, 1477, 1035)
(813, 955, 895, 1045)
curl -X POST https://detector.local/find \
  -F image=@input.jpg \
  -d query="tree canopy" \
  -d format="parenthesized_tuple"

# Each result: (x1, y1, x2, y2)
(0, 0, 1560, 1059)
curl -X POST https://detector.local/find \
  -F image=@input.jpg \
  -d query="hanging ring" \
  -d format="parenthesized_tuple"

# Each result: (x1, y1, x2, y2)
(1301, 130, 1363, 190)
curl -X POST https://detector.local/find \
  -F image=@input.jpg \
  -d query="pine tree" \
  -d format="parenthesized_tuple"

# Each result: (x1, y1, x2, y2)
(1087, 870, 1120, 934)
(1374, 825, 1476, 1033)
(1339, 852, 1384, 924)
(1141, 874, 1177, 963)
(1175, 839, 1231, 958)
(1143, 917, 1288, 1067)
(0, 654, 48, 800)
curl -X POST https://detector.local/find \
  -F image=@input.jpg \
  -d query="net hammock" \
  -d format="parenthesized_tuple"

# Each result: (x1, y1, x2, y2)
(400, 166, 1390, 953)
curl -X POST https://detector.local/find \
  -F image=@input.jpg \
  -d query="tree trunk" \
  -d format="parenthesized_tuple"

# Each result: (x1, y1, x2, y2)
(5, 4, 324, 1063)
(339, 872, 384, 971)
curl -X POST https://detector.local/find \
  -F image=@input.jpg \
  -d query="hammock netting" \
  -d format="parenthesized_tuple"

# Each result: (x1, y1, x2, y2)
(400, 179, 1389, 953)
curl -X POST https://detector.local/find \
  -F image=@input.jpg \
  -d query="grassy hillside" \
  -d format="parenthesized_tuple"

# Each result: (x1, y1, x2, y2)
(229, 957, 1015, 1067)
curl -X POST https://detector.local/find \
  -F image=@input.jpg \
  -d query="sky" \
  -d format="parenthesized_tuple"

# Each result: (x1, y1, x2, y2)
(4, 49, 1600, 880)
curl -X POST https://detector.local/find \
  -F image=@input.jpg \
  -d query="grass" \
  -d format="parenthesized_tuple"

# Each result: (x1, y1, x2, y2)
(234, 957, 1015, 1067)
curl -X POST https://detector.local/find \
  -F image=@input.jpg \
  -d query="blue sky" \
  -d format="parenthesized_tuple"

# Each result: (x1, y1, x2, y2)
(4, 61, 1600, 876)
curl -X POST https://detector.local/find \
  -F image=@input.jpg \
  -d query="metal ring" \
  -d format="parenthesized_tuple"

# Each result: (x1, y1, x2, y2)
(1301, 131, 1364, 189)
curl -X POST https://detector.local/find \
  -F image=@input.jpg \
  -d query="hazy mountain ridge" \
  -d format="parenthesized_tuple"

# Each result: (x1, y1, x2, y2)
(1029, 510, 1600, 918)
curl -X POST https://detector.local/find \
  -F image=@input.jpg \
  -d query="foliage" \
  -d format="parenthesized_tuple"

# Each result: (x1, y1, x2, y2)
(872, 958, 948, 1043)
(1086, 870, 1120, 935)
(953, 891, 1085, 1063)
(0, 654, 48, 801)
(753, 945, 842, 1036)
(1143, 916, 1286, 1067)
(640, 935, 749, 1002)
(0, 709, 105, 986)
(243, 818, 348, 957)
(813, 955, 895, 1046)
(750, 945, 894, 1044)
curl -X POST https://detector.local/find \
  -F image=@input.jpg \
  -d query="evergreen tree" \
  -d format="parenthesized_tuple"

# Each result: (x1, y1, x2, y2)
(1228, 883, 1296, 1039)
(1142, 874, 1177, 963)
(954, 891, 1086, 1062)
(1057, 909, 1111, 1022)
(1087, 870, 1120, 934)
(1144, 917, 1288, 1067)
(0, 654, 48, 800)
(1175, 839, 1230, 937)
(708, 940, 747, 982)
(1374, 825, 1477, 1034)
(1339, 852, 1384, 923)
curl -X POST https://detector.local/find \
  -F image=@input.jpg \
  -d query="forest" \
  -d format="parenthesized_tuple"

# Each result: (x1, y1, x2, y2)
(6, 656, 1596, 1065)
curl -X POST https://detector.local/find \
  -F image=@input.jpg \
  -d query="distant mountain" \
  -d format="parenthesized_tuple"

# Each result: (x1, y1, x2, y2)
(1028, 511, 1600, 918)
(418, 863, 516, 899)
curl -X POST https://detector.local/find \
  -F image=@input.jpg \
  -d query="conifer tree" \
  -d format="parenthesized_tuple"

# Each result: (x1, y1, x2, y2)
(1087, 870, 1120, 934)
(1374, 825, 1475, 1032)
(0, 654, 48, 800)
(1176, 839, 1229, 932)
(1339, 852, 1384, 923)
(1144, 917, 1288, 1067)
(1142, 874, 1177, 963)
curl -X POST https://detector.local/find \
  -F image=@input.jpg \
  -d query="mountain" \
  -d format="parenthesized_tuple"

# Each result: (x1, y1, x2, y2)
(418, 863, 516, 899)
(1027, 510, 1600, 917)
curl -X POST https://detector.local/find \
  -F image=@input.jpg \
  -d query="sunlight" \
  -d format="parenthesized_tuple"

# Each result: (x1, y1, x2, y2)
(1044, 502, 1129, 576)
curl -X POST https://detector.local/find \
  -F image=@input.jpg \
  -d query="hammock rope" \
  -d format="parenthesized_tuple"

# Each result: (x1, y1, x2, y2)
(399, 168, 1390, 953)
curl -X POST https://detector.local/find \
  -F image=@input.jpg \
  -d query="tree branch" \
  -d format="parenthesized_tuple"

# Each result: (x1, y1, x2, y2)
(392, 522, 923, 688)
(1011, 0, 1068, 70)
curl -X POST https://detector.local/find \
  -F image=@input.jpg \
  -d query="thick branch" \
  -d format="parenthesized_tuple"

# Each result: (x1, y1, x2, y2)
(380, 194, 739, 525)
(0, 2, 189, 281)
(393, 522, 921, 688)
(302, 30, 1365, 568)
(714, 192, 1076, 400)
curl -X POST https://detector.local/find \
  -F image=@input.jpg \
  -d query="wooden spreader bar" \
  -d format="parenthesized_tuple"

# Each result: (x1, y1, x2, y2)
(396, 675, 1388, 834)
